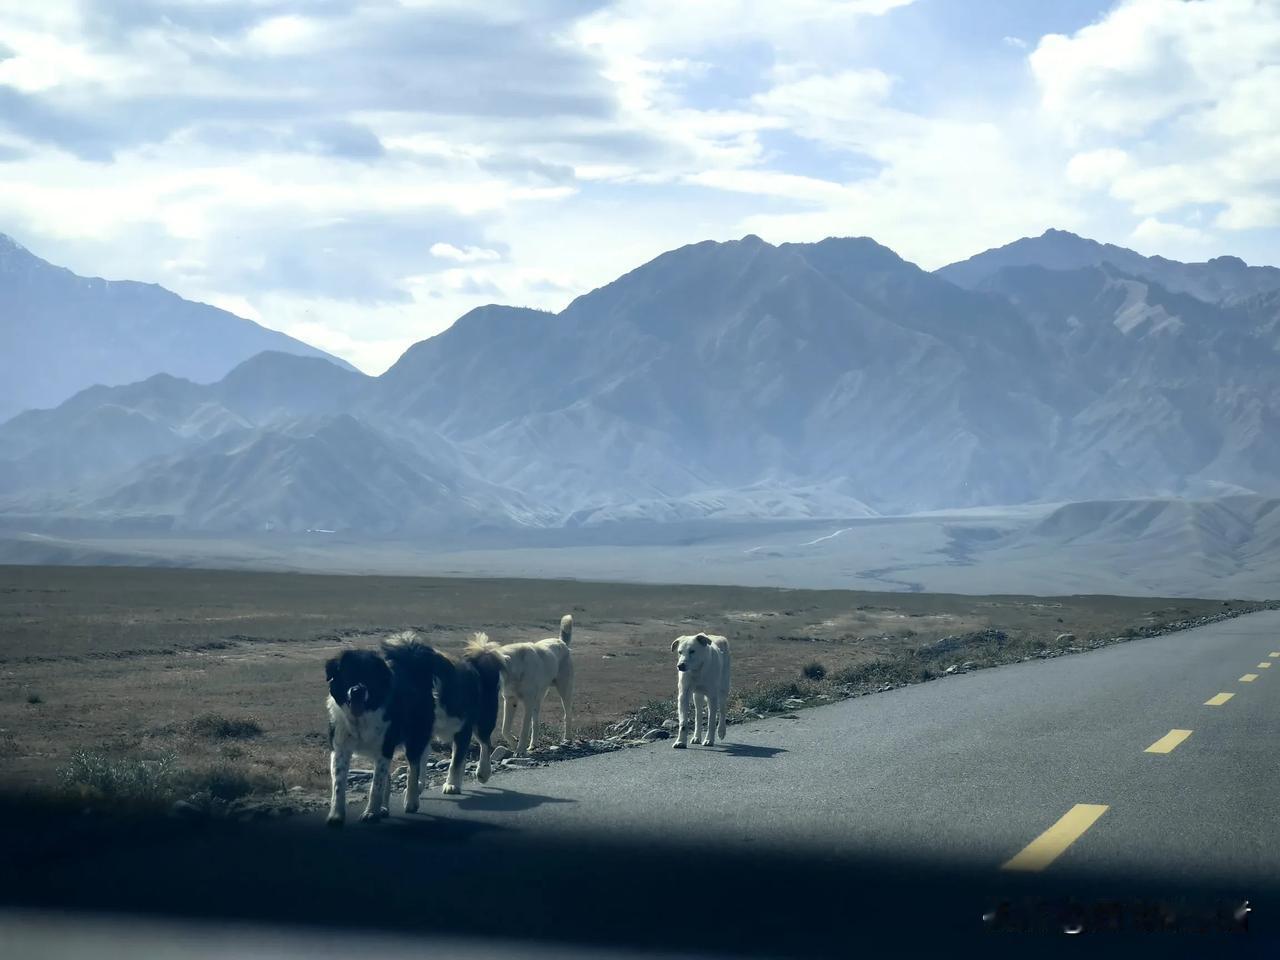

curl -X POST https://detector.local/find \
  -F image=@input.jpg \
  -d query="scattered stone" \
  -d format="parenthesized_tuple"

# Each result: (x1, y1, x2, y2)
(347, 770, 373, 785)
(944, 665, 957, 674)
(588, 739, 619, 751)
(491, 746, 512, 763)
(641, 727, 669, 741)
(1055, 633, 1077, 644)
(661, 718, 679, 731)
(501, 757, 537, 768)
(435, 759, 451, 770)
(288, 785, 304, 793)
(170, 799, 203, 819)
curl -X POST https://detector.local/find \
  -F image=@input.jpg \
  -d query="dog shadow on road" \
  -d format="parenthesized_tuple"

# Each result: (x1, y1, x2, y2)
(717, 742, 787, 759)
(452, 787, 578, 813)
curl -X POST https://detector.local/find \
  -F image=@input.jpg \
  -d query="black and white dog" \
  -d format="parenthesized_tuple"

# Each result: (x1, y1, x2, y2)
(325, 632, 502, 826)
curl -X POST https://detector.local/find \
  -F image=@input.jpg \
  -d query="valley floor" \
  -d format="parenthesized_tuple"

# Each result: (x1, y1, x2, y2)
(5, 493, 1279, 600)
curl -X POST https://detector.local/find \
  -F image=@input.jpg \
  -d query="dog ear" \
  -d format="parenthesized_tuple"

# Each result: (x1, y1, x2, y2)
(670, 638, 680, 652)
(694, 634, 711, 646)
(325, 657, 339, 682)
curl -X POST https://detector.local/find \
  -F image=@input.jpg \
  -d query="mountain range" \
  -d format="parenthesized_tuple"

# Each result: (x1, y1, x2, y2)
(0, 233, 353, 423)
(2, 228, 1279, 542)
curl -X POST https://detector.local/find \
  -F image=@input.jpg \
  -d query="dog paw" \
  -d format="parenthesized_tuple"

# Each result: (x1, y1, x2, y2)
(404, 799, 419, 814)
(359, 811, 381, 824)
(442, 782, 461, 795)
(672, 741, 687, 749)
(477, 767, 492, 784)
(700, 738, 713, 746)
(325, 813, 344, 827)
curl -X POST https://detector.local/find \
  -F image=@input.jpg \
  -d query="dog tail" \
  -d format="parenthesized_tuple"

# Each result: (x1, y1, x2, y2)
(382, 630, 437, 684)
(464, 630, 500, 655)
(464, 631, 508, 668)
(560, 614, 573, 645)
(464, 638, 505, 700)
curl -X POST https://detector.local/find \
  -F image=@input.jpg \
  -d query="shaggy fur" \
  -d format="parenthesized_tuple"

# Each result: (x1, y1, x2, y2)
(670, 633, 731, 749)
(475, 614, 575, 756)
(324, 632, 502, 826)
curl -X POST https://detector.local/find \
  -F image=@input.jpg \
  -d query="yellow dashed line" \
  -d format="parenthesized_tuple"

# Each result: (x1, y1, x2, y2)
(1241, 674, 1259, 682)
(1205, 692, 1234, 706)
(1002, 804, 1109, 872)
(1257, 662, 1272, 669)
(1270, 652, 1280, 658)
(1144, 729, 1192, 754)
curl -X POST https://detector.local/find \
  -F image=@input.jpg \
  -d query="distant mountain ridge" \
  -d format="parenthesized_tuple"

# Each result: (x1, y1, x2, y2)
(937, 228, 1280, 303)
(2, 229, 1279, 538)
(0, 232, 354, 422)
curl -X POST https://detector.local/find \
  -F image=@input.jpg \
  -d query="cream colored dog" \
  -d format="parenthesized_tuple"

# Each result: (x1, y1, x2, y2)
(487, 614, 575, 756)
(670, 633, 731, 748)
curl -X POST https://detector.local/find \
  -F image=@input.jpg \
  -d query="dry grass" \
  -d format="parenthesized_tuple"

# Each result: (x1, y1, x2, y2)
(0, 565, 1268, 801)
(188, 713, 263, 740)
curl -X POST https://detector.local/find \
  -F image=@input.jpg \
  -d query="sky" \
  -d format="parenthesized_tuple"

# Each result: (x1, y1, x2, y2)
(1, 0, 1277, 373)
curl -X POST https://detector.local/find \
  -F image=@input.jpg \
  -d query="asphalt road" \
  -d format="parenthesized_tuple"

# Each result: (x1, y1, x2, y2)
(5, 610, 1280, 954)
(417, 608, 1280, 888)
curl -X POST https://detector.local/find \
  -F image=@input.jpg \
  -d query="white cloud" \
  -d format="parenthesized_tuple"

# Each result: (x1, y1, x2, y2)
(1129, 216, 1210, 253)
(1032, 0, 1280, 233)
(430, 242, 502, 263)
(1065, 148, 1132, 189)
(0, 27, 142, 94)
(244, 15, 326, 56)
(1031, 0, 1280, 138)
(752, 68, 894, 146)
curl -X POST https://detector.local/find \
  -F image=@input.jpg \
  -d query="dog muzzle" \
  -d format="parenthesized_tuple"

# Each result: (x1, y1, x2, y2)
(347, 684, 369, 715)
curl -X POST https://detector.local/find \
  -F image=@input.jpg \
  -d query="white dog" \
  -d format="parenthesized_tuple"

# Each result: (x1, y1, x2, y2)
(478, 614, 575, 756)
(670, 633, 731, 748)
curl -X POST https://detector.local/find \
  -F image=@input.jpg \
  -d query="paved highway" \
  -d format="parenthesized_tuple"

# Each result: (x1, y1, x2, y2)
(6, 611, 1279, 953)
(422, 610, 1280, 888)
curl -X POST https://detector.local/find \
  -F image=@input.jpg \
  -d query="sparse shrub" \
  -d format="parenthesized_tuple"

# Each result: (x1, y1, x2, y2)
(831, 659, 935, 689)
(26, 692, 42, 704)
(739, 685, 790, 714)
(630, 697, 676, 729)
(60, 749, 178, 804)
(189, 763, 260, 801)
(738, 679, 815, 714)
(189, 713, 263, 740)
(801, 661, 826, 681)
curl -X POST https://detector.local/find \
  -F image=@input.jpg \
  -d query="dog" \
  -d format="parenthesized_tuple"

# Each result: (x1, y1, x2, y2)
(670, 633, 731, 748)
(324, 632, 502, 826)
(474, 614, 574, 756)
